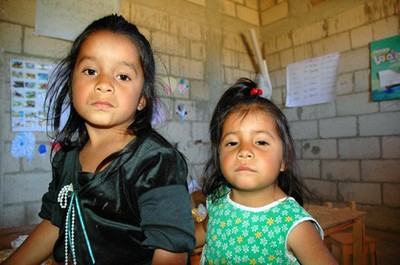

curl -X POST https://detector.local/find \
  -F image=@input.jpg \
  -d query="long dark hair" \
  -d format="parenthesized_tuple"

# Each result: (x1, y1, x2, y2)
(202, 77, 309, 206)
(45, 14, 157, 171)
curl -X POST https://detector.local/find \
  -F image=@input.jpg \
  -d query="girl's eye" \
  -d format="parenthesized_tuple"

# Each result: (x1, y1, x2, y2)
(117, 74, 131, 81)
(225, 141, 238, 147)
(256, 140, 268, 146)
(83, 69, 96, 75)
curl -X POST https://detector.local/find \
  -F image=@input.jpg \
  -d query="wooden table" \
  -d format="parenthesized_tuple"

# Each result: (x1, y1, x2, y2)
(307, 204, 366, 265)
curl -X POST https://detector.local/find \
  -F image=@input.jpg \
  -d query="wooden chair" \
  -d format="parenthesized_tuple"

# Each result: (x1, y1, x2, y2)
(324, 201, 377, 265)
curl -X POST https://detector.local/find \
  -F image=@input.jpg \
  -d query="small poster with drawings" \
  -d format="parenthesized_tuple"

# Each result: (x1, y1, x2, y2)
(370, 35, 400, 101)
(10, 59, 54, 132)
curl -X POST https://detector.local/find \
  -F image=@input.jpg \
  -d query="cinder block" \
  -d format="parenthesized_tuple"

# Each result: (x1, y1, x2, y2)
(316, 102, 336, 119)
(304, 179, 337, 202)
(186, 0, 206, 7)
(3, 205, 25, 227)
(350, 24, 373, 48)
(298, 159, 320, 179)
(270, 70, 284, 91)
(245, 0, 258, 9)
(380, 100, 400, 112)
(320, 116, 357, 138)
(354, 69, 370, 92)
(3, 172, 51, 204)
(294, 43, 313, 62)
(0, 23, 22, 53)
(372, 17, 398, 41)
(190, 80, 209, 101)
(302, 139, 337, 159)
(360, 112, 400, 136)
(131, 4, 168, 31)
(190, 41, 205, 61)
(184, 21, 203, 41)
(237, 5, 259, 25)
(336, 92, 379, 116)
(337, 47, 370, 73)
(321, 160, 360, 181)
(292, 21, 326, 46)
(382, 136, 400, 159)
(383, 183, 400, 207)
(170, 57, 204, 79)
(336, 73, 354, 95)
(181, 141, 209, 164)
(327, 4, 370, 35)
(224, 32, 246, 52)
(263, 52, 279, 72)
(261, 2, 288, 26)
(192, 122, 209, 142)
(338, 137, 380, 159)
(3, 142, 21, 173)
(282, 108, 300, 122)
(26, 202, 42, 225)
(362, 160, 400, 182)
(312, 32, 350, 57)
(218, 0, 236, 17)
(222, 48, 238, 67)
(24, 28, 69, 58)
(298, 104, 336, 121)
(0, 0, 36, 26)
(290, 120, 318, 140)
(158, 121, 191, 144)
(338, 182, 381, 205)
(280, 48, 294, 68)
(260, 0, 275, 11)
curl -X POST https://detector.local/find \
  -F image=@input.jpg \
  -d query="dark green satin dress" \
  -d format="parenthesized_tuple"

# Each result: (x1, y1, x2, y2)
(39, 131, 195, 264)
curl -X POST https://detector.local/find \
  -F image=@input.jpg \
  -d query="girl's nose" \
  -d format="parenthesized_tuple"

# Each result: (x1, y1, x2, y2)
(95, 75, 114, 94)
(237, 146, 254, 159)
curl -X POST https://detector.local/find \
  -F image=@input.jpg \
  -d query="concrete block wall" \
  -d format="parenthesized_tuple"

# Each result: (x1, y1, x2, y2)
(260, 0, 400, 232)
(0, 0, 399, 233)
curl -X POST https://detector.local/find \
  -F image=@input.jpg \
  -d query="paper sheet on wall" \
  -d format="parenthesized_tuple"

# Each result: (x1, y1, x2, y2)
(10, 59, 54, 132)
(286, 52, 340, 107)
(35, 0, 120, 41)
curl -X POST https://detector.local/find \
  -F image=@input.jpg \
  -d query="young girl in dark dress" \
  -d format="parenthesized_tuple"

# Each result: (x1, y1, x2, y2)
(2, 14, 195, 265)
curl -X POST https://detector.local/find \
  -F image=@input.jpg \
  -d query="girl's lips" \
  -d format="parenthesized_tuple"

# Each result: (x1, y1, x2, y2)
(236, 165, 255, 172)
(92, 100, 113, 109)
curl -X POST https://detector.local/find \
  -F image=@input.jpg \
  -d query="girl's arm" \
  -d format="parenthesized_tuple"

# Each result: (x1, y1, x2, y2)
(1, 219, 59, 265)
(288, 221, 338, 265)
(152, 249, 188, 265)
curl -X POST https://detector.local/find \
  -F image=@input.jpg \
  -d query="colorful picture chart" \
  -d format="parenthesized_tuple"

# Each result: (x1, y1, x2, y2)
(10, 59, 53, 132)
(370, 35, 400, 101)
(286, 53, 340, 107)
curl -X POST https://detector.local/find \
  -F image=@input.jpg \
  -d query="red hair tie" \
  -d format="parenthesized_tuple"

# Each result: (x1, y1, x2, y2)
(250, 88, 263, 96)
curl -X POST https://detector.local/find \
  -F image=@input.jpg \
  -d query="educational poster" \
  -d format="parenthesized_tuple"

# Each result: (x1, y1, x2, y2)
(286, 53, 340, 107)
(370, 35, 400, 101)
(35, 0, 120, 41)
(10, 59, 53, 132)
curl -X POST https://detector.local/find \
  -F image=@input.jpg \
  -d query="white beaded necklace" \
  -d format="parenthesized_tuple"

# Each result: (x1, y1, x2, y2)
(58, 184, 76, 265)
(58, 183, 95, 265)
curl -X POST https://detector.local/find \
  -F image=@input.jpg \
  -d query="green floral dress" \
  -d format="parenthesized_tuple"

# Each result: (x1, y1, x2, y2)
(201, 190, 323, 265)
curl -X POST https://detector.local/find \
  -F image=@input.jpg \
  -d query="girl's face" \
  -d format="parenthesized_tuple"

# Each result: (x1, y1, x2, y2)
(72, 30, 146, 131)
(219, 110, 285, 204)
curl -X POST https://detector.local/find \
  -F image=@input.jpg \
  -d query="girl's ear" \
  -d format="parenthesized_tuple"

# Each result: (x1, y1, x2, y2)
(280, 160, 285, 172)
(137, 96, 146, 111)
